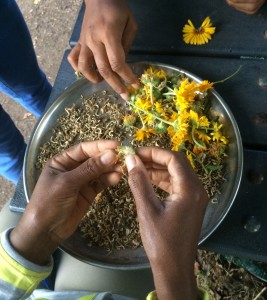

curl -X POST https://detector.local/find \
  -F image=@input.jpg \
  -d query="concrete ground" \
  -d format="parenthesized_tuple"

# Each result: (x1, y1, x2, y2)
(0, 0, 81, 209)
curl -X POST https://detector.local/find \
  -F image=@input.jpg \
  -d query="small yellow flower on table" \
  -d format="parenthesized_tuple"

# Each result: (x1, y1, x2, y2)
(183, 16, 216, 45)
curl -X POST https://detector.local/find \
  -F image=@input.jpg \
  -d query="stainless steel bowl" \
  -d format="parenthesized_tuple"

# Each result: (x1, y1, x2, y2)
(23, 62, 243, 269)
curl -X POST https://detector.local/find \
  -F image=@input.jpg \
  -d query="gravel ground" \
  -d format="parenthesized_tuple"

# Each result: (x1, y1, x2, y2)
(0, 0, 81, 209)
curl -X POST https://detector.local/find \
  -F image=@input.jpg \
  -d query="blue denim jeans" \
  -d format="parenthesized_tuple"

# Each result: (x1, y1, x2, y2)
(0, 0, 52, 184)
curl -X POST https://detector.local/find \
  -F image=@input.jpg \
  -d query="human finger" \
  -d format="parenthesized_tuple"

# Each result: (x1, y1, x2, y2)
(77, 45, 102, 83)
(43, 150, 119, 198)
(49, 140, 120, 172)
(90, 41, 130, 100)
(121, 12, 138, 55)
(67, 43, 81, 71)
(125, 154, 162, 216)
(136, 146, 193, 176)
(136, 147, 202, 195)
(136, 146, 180, 170)
(79, 171, 122, 203)
(145, 168, 172, 193)
(104, 25, 139, 87)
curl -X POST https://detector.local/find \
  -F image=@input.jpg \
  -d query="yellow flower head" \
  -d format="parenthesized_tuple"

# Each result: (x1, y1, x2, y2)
(134, 97, 152, 111)
(123, 115, 136, 127)
(186, 151, 195, 169)
(173, 79, 198, 109)
(195, 129, 211, 143)
(197, 80, 214, 93)
(210, 122, 228, 144)
(156, 69, 167, 80)
(143, 113, 154, 126)
(134, 128, 156, 141)
(182, 16, 216, 45)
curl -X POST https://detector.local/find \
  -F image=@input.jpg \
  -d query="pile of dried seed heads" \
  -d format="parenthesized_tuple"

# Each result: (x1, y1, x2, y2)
(36, 90, 226, 252)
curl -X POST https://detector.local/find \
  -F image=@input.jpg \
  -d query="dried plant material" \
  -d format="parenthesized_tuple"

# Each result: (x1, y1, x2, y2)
(36, 69, 228, 252)
(115, 145, 136, 173)
(80, 177, 142, 252)
(196, 250, 267, 300)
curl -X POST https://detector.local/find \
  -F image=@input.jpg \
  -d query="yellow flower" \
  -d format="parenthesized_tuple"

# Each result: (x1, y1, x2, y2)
(134, 128, 156, 141)
(178, 110, 190, 126)
(190, 110, 199, 125)
(156, 69, 167, 80)
(143, 67, 166, 79)
(195, 129, 211, 143)
(134, 97, 152, 111)
(186, 151, 195, 168)
(143, 113, 154, 126)
(199, 116, 210, 128)
(219, 135, 228, 145)
(179, 79, 198, 102)
(155, 102, 164, 114)
(123, 115, 136, 127)
(154, 102, 168, 120)
(193, 145, 205, 154)
(197, 80, 214, 93)
(167, 125, 176, 137)
(182, 17, 216, 45)
(170, 123, 189, 151)
(173, 79, 198, 109)
(168, 111, 179, 123)
(144, 67, 154, 75)
(210, 122, 228, 144)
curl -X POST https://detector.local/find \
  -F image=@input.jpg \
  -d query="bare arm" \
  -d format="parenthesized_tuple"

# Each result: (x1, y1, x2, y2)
(10, 140, 121, 265)
(126, 147, 209, 300)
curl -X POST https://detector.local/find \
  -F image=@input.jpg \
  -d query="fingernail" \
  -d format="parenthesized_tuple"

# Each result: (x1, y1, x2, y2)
(100, 151, 115, 165)
(132, 83, 140, 89)
(120, 93, 129, 101)
(125, 155, 137, 172)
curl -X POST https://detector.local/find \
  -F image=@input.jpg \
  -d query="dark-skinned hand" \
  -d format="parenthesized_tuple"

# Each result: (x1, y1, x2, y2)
(68, 0, 139, 100)
(125, 147, 209, 300)
(10, 140, 121, 265)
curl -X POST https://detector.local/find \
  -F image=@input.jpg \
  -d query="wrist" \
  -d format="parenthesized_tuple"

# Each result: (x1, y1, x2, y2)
(9, 215, 59, 265)
(151, 260, 198, 300)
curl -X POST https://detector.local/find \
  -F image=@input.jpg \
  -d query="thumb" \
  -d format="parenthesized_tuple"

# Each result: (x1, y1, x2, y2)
(125, 155, 161, 215)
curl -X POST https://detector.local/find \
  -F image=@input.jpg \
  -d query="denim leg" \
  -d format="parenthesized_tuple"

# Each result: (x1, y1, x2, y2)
(0, 0, 52, 118)
(0, 106, 26, 184)
(0, 0, 52, 183)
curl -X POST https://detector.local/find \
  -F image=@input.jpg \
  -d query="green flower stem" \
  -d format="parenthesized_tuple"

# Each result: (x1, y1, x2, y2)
(149, 83, 154, 106)
(213, 65, 242, 85)
(137, 111, 145, 127)
(128, 101, 175, 127)
(191, 126, 206, 149)
(183, 145, 209, 174)
(163, 89, 176, 97)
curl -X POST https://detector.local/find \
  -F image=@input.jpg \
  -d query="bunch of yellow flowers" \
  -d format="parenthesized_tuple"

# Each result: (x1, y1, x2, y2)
(126, 67, 228, 173)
